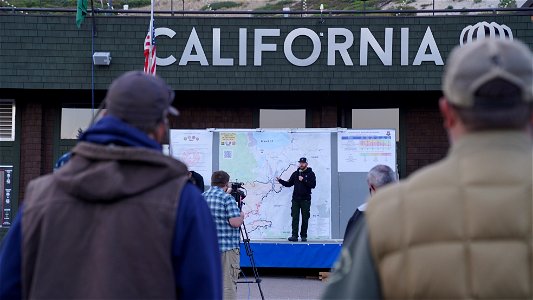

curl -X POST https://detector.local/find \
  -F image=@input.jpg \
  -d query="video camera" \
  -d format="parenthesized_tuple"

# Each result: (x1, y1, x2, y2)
(229, 181, 246, 209)
(231, 181, 244, 190)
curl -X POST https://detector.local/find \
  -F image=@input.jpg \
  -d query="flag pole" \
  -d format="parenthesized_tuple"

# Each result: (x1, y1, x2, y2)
(149, 0, 154, 71)
(90, 0, 97, 37)
(90, 0, 96, 117)
(144, 0, 156, 75)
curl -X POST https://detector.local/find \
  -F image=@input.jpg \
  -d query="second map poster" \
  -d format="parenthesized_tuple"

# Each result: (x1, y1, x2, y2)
(219, 130, 332, 240)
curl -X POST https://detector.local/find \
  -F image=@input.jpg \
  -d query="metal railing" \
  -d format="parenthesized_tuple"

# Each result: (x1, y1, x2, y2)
(1, 5, 533, 16)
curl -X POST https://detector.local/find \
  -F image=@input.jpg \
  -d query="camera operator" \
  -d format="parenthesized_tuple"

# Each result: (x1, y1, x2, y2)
(203, 171, 244, 300)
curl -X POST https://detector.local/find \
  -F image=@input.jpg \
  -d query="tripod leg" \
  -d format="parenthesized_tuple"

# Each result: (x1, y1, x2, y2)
(240, 224, 265, 300)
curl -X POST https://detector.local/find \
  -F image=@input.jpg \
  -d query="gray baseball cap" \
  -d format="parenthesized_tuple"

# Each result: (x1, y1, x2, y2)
(104, 71, 178, 129)
(442, 39, 533, 107)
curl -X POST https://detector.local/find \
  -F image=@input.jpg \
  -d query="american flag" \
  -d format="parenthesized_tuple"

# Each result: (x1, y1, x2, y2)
(143, 1, 156, 75)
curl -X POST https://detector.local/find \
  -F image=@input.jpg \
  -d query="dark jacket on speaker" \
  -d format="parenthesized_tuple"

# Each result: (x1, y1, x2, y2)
(279, 167, 316, 200)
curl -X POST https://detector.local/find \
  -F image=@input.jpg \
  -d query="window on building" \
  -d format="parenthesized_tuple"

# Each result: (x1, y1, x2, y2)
(352, 109, 400, 141)
(0, 100, 16, 142)
(61, 108, 104, 139)
(259, 109, 306, 128)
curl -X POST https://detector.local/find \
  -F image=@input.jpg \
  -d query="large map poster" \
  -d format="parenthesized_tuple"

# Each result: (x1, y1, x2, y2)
(338, 129, 396, 172)
(219, 131, 332, 240)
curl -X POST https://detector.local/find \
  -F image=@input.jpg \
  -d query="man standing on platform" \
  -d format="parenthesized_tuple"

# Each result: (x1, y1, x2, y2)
(203, 170, 244, 300)
(277, 157, 317, 242)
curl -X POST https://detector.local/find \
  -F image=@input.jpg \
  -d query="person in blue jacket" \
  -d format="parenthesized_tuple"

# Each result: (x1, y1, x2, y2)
(0, 71, 222, 299)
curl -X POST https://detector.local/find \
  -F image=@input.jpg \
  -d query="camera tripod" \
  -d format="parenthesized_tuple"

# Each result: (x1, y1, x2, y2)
(239, 220, 265, 300)
(231, 188, 265, 300)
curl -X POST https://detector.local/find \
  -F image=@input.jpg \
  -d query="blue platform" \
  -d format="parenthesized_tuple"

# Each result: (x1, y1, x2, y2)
(239, 240, 342, 268)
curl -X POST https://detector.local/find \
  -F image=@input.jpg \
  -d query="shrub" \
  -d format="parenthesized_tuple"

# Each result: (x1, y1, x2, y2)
(498, 0, 516, 8)
(201, 1, 241, 10)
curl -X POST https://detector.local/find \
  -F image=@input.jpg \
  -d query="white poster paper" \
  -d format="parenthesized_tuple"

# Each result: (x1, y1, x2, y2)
(338, 129, 396, 172)
(169, 130, 213, 182)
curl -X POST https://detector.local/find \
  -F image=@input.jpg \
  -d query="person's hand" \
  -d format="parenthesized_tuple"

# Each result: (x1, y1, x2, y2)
(298, 176, 303, 181)
(240, 211, 245, 218)
(226, 187, 232, 194)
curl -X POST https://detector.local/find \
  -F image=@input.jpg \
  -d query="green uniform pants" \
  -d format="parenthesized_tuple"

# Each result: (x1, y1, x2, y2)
(291, 199, 311, 238)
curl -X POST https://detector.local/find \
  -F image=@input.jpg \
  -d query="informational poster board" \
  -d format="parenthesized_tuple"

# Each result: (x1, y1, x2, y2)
(0, 165, 13, 228)
(169, 130, 213, 183)
(169, 128, 397, 240)
(338, 129, 396, 172)
(219, 130, 332, 240)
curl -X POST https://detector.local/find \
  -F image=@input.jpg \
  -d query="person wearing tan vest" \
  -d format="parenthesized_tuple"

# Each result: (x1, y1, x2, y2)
(323, 38, 533, 299)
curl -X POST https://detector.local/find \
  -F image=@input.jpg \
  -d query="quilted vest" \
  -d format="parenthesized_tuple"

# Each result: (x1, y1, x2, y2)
(367, 131, 533, 299)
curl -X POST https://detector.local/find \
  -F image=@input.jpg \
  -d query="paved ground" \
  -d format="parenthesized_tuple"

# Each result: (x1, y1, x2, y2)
(236, 275, 327, 300)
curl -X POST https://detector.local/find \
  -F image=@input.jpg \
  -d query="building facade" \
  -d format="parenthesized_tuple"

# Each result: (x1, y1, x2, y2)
(1, 12, 532, 238)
